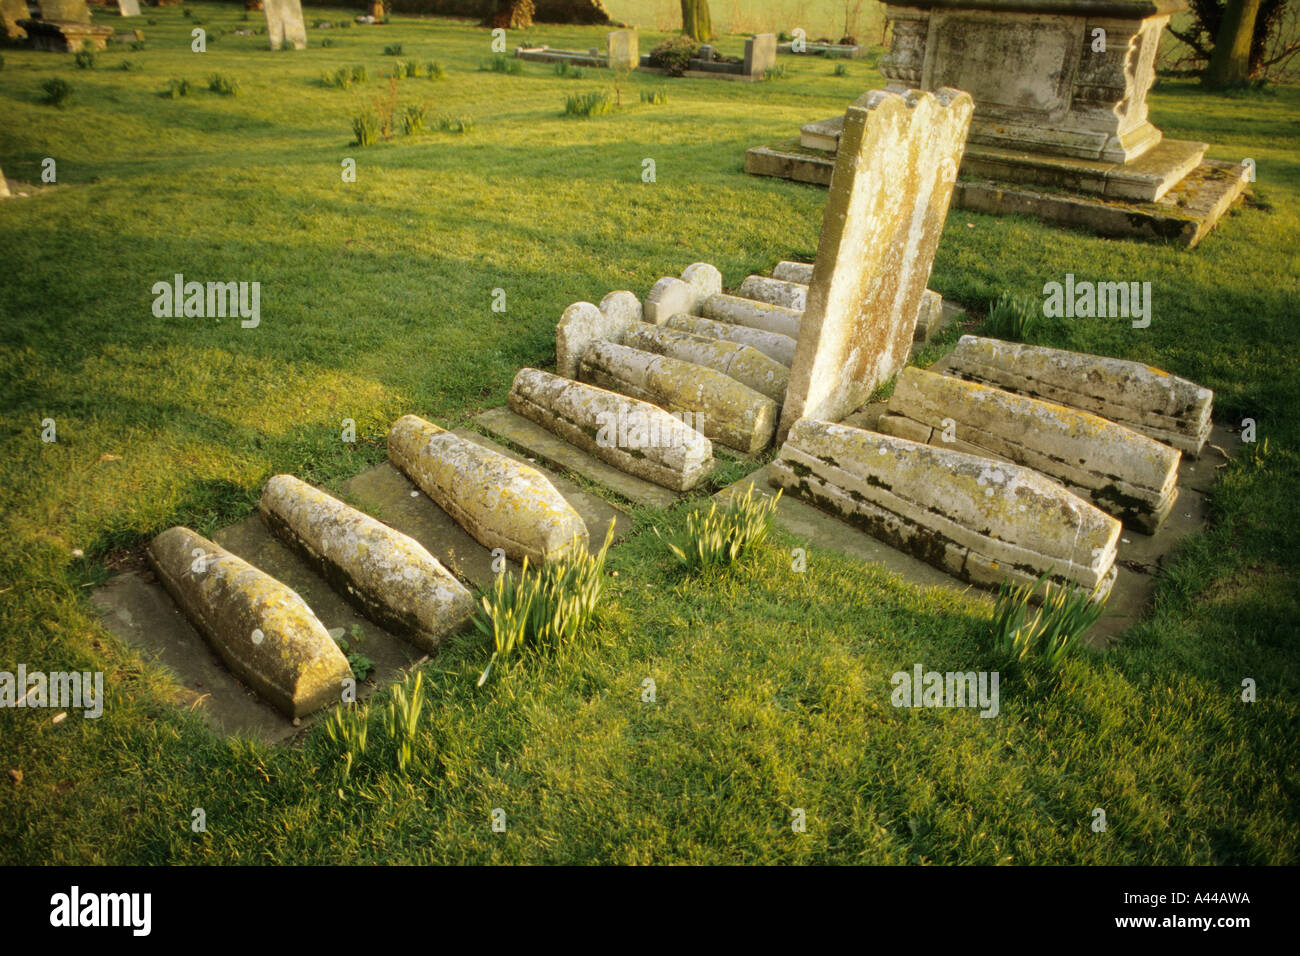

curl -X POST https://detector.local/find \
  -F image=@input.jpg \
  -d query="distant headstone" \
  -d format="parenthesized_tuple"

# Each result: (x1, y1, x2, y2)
(606, 29, 638, 70)
(777, 87, 973, 442)
(117, 0, 140, 16)
(263, 0, 306, 51)
(742, 33, 776, 76)
(38, 0, 90, 23)
(0, 166, 10, 200)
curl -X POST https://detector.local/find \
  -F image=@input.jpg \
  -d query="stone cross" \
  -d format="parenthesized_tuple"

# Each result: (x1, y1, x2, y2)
(264, 0, 307, 51)
(777, 87, 973, 443)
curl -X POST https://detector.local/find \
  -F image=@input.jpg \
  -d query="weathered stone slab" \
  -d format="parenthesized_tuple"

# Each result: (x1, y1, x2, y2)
(664, 313, 797, 367)
(606, 28, 638, 69)
(623, 323, 789, 402)
(146, 526, 351, 718)
(943, 335, 1213, 456)
(116, 0, 140, 15)
(743, 33, 777, 76)
(700, 293, 802, 340)
(555, 291, 642, 379)
(508, 367, 713, 492)
(264, 0, 306, 51)
(578, 340, 777, 455)
(778, 87, 974, 443)
(387, 415, 588, 564)
(738, 275, 807, 311)
(644, 263, 722, 324)
(772, 260, 815, 285)
(914, 289, 944, 342)
(771, 419, 1120, 596)
(878, 367, 1181, 533)
(38, 0, 89, 23)
(475, 406, 679, 509)
(258, 474, 475, 652)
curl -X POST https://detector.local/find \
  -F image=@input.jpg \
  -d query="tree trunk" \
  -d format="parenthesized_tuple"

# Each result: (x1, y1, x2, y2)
(680, 0, 712, 43)
(1203, 0, 1262, 87)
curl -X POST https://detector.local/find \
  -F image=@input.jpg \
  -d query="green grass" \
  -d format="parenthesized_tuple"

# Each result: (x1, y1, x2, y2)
(1, 7, 1298, 865)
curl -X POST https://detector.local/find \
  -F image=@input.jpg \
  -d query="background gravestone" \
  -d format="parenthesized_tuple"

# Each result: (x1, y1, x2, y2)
(777, 87, 973, 443)
(264, 0, 306, 51)
(117, 0, 140, 15)
(38, 0, 91, 22)
(606, 29, 637, 70)
(743, 33, 776, 76)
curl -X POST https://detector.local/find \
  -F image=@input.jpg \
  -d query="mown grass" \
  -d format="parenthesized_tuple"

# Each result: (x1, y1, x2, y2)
(0, 7, 1297, 864)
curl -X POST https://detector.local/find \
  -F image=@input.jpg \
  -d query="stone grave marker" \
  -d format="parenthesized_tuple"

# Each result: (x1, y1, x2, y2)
(606, 29, 638, 70)
(743, 33, 777, 77)
(264, 0, 306, 51)
(38, 0, 90, 22)
(777, 87, 973, 442)
(117, 0, 140, 15)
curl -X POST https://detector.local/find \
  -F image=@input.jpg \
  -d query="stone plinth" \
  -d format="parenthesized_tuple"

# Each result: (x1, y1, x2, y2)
(744, 0, 1250, 246)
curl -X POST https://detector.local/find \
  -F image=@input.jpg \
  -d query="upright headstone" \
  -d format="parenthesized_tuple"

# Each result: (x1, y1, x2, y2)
(0, 166, 10, 200)
(743, 33, 777, 76)
(606, 29, 638, 70)
(777, 87, 973, 442)
(1, 0, 28, 39)
(38, 0, 90, 22)
(117, 0, 140, 16)
(264, 0, 306, 51)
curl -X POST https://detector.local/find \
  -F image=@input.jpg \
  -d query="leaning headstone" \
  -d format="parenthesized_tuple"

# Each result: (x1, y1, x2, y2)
(777, 87, 974, 443)
(117, 0, 141, 15)
(264, 0, 307, 51)
(743, 33, 777, 77)
(387, 414, 588, 564)
(578, 340, 777, 455)
(606, 28, 638, 70)
(878, 367, 1181, 533)
(1, 0, 27, 39)
(259, 474, 476, 651)
(770, 419, 1119, 597)
(147, 526, 351, 718)
(38, 0, 90, 22)
(509, 368, 714, 492)
(943, 335, 1214, 456)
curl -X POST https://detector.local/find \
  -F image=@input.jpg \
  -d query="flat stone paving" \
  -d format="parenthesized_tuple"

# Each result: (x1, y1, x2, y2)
(91, 429, 630, 742)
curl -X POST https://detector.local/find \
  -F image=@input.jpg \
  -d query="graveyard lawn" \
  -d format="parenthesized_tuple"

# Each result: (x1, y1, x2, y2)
(1, 6, 1297, 865)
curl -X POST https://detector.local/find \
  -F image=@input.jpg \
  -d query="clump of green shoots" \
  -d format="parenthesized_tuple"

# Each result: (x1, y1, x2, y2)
(985, 291, 1039, 341)
(658, 484, 781, 574)
(474, 520, 615, 686)
(990, 571, 1106, 671)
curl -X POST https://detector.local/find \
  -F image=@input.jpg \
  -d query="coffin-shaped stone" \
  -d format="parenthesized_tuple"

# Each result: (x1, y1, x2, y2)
(578, 340, 778, 454)
(771, 260, 815, 285)
(147, 526, 351, 718)
(664, 313, 797, 367)
(623, 323, 789, 402)
(509, 367, 714, 491)
(739, 274, 808, 311)
(259, 474, 476, 651)
(770, 418, 1120, 596)
(944, 335, 1213, 456)
(879, 367, 1180, 533)
(700, 293, 802, 340)
(387, 414, 588, 563)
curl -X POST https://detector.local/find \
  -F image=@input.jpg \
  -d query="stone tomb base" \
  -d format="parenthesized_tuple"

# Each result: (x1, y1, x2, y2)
(19, 19, 114, 51)
(92, 430, 629, 742)
(746, 136, 1249, 247)
(715, 407, 1237, 650)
